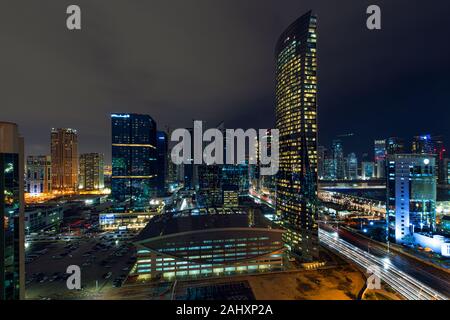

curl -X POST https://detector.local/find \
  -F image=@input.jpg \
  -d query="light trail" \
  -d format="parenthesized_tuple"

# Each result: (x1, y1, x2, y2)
(319, 229, 448, 300)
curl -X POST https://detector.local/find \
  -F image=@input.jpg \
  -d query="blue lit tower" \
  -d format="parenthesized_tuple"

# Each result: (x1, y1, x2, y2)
(111, 113, 157, 209)
(156, 131, 168, 196)
(386, 154, 437, 244)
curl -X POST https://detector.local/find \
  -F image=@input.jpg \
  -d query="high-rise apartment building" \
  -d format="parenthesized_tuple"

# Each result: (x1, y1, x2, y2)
(374, 139, 387, 162)
(386, 154, 437, 244)
(26, 155, 52, 194)
(111, 113, 157, 209)
(79, 153, 104, 191)
(0, 122, 25, 300)
(374, 139, 387, 178)
(275, 11, 319, 261)
(50, 128, 78, 192)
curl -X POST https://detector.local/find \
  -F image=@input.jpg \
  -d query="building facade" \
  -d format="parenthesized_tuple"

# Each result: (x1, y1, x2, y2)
(79, 153, 104, 191)
(24, 205, 64, 234)
(442, 158, 450, 185)
(0, 122, 25, 300)
(197, 164, 222, 206)
(411, 134, 447, 185)
(51, 128, 78, 192)
(223, 185, 239, 207)
(374, 139, 386, 178)
(111, 113, 157, 209)
(411, 134, 444, 155)
(347, 153, 358, 180)
(26, 155, 52, 194)
(332, 139, 345, 180)
(386, 154, 437, 244)
(362, 161, 375, 180)
(99, 202, 164, 232)
(156, 131, 168, 196)
(275, 11, 319, 261)
(132, 209, 285, 280)
(386, 137, 406, 155)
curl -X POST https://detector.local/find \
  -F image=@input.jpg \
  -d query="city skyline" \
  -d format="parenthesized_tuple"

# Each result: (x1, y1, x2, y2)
(2, 1, 450, 304)
(2, 1, 450, 163)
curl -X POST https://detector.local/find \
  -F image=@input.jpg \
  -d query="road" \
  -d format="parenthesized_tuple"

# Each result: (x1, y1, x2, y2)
(321, 224, 450, 297)
(319, 228, 448, 300)
(250, 196, 450, 299)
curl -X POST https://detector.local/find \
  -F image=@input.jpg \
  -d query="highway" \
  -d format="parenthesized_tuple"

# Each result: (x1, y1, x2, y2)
(319, 228, 448, 300)
(250, 192, 450, 299)
(321, 224, 450, 297)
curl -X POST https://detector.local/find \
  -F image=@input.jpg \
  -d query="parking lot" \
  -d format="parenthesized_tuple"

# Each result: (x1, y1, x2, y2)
(25, 235, 136, 300)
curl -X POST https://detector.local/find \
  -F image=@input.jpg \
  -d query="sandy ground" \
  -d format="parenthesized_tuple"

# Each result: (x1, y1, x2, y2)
(363, 286, 402, 300)
(101, 265, 388, 300)
(247, 266, 364, 300)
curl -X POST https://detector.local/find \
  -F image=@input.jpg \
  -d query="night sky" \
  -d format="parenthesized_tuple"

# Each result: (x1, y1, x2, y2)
(1, 0, 450, 163)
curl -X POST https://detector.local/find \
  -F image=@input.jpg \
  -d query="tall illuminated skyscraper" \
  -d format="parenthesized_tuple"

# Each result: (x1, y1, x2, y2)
(347, 153, 358, 180)
(156, 131, 168, 196)
(275, 11, 319, 261)
(374, 139, 387, 178)
(111, 113, 157, 209)
(51, 128, 78, 192)
(0, 122, 25, 300)
(374, 139, 387, 162)
(332, 139, 345, 179)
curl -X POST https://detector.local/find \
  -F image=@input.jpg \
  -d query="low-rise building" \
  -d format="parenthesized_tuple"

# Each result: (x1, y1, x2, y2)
(25, 204, 64, 234)
(131, 207, 285, 281)
(26, 155, 52, 194)
(99, 201, 164, 231)
(413, 233, 450, 257)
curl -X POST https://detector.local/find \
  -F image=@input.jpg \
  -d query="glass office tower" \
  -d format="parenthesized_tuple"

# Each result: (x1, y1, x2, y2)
(275, 11, 319, 261)
(111, 114, 157, 210)
(332, 139, 345, 180)
(0, 122, 24, 300)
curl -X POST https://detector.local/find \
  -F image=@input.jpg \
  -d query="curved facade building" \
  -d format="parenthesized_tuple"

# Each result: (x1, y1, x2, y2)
(132, 208, 285, 280)
(275, 11, 319, 261)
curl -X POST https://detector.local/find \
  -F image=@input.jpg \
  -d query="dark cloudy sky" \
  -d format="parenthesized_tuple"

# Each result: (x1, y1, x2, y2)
(1, 0, 450, 163)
